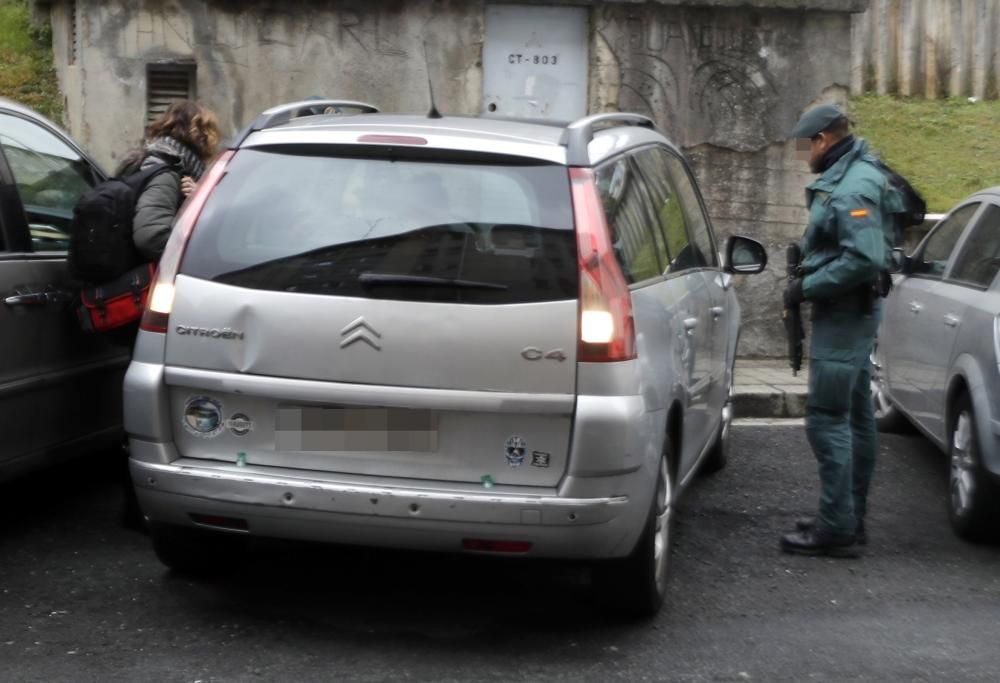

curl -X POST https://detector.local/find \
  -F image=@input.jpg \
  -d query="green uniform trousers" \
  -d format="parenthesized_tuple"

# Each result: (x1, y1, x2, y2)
(805, 302, 881, 536)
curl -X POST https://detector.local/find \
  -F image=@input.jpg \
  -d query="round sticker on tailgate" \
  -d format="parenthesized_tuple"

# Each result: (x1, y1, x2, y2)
(227, 413, 254, 436)
(183, 396, 224, 438)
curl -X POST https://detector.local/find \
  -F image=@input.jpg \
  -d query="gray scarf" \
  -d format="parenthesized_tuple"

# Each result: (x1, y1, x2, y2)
(144, 136, 206, 180)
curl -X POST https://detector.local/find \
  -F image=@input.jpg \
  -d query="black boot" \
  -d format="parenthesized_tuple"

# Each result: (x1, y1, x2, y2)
(795, 516, 867, 545)
(780, 526, 861, 558)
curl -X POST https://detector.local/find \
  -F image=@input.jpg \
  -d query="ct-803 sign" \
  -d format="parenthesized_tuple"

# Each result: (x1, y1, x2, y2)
(507, 53, 560, 65)
(483, 5, 588, 120)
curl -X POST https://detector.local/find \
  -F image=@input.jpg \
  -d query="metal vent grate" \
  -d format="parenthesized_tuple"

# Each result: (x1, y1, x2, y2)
(146, 64, 196, 123)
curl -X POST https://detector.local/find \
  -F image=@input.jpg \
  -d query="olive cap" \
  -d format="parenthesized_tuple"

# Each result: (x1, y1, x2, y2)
(790, 104, 847, 138)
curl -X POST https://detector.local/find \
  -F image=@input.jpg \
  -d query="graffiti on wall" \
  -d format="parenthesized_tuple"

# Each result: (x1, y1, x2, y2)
(90, 3, 410, 66)
(82, 2, 457, 133)
(597, 7, 780, 151)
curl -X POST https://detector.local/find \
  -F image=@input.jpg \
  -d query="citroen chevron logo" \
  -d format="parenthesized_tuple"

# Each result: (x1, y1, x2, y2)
(339, 316, 382, 350)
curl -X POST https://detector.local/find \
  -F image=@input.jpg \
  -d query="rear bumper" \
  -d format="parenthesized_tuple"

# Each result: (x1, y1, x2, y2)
(130, 457, 643, 559)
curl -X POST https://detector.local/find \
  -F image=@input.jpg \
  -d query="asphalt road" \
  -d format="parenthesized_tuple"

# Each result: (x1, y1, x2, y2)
(1, 425, 998, 682)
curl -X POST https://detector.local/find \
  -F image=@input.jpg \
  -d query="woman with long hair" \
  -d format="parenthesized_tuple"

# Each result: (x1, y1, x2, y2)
(128, 99, 221, 261)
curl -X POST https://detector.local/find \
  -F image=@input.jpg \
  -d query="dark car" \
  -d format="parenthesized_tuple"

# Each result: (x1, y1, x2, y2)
(0, 97, 129, 481)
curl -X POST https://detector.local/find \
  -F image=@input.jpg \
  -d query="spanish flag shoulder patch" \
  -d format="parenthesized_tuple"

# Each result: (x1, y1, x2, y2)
(849, 208, 870, 218)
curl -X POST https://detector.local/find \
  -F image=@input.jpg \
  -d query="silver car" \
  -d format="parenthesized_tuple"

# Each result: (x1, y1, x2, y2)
(124, 100, 767, 615)
(0, 98, 127, 482)
(873, 189, 1000, 540)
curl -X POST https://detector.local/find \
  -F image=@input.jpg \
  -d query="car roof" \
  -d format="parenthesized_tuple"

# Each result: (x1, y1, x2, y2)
(0, 96, 106, 176)
(970, 187, 1000, 201)
(0, 96, 70, 136)
(241, 110, 680, 166)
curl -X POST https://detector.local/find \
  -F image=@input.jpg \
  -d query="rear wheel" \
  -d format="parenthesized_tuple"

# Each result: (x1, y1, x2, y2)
(948, 395, 998, 541)
(870, 345, 910, 433)
(150, 523, 246, 575)
(593, 451, 673, 617)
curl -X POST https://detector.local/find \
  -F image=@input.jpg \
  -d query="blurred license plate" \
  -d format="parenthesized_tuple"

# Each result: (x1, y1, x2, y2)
(275, 406, 438, 452)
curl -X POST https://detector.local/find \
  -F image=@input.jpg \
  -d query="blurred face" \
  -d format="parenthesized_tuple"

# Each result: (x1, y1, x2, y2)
(794, 131, 836, 173)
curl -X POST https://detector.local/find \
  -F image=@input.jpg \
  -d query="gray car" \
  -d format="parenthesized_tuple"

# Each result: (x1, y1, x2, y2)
(0, 98, 127, 482)
(124, 100, 767, 615)
(872, 189, 1000, 540)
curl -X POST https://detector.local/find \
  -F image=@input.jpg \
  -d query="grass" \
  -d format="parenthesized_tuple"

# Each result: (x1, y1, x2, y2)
(0, 0, 61, 121)
(850, 94, 1000, 212)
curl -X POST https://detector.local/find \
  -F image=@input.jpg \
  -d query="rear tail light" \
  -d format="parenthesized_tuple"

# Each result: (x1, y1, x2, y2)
(569, 167, 636, 362)
(357, 134, 428, 145)
(140, 150, 234, 333)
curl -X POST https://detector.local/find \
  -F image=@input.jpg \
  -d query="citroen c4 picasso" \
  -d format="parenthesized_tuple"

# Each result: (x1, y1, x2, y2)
(124, 100, 767, 615)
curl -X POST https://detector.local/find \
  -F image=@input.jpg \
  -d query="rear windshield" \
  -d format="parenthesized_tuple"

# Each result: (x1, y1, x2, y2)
(180, 149, 578, 304)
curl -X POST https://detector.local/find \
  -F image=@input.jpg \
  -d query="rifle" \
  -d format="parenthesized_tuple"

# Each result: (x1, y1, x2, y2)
(783, 243, 805, 376)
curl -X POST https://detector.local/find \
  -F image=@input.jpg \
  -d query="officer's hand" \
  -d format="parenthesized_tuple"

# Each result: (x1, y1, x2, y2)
(783, 277, 805, 308)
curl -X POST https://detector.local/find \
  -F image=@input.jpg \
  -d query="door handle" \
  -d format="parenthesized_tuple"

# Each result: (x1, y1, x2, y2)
(909, 302, 923, 313)
(943, 314, 960, 328)
(683, 317, 699, 334)
(710, 306, 724, 319)
(5, 292, 50, 306)
(4, 287, 73, 306)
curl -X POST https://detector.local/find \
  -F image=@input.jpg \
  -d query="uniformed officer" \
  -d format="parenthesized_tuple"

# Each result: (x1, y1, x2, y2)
(780, 103, 897, 557)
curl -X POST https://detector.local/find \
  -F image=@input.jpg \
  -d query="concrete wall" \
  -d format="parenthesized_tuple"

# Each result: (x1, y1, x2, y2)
(592, 6, 856, 356)
(37, 0, 867, 357)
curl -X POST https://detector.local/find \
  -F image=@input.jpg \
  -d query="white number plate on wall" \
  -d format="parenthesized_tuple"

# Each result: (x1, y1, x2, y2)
(482, 4, 589, 120)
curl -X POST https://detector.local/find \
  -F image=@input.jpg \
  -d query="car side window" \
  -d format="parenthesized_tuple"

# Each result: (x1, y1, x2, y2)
(0, 112, 95, 251)
(662, 153, 718, 268)
(949, 203, 1000, 288)
(631, 146, 713, 274)
(595, 157, 664, 284)
(914, 203, 980, 279)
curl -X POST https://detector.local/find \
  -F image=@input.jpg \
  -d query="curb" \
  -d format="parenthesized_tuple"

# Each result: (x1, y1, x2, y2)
(733, 390, 807, 419)
(733, 358, 809, 419)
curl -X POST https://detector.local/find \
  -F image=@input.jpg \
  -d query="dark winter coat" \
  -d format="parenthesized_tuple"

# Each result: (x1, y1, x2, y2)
(131, 137, 207, 261)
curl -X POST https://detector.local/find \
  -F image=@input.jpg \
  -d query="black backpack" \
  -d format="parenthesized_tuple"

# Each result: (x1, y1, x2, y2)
(68, 163, 175, 283)
(871, 158, 927, 245)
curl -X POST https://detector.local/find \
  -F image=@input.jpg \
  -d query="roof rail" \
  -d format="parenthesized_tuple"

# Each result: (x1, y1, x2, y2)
(560, 113, 656, 166)
(230, 99, 380, 148)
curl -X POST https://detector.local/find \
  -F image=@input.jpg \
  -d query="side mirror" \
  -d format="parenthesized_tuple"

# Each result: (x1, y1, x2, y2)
(724, 235, 768, 275)
(887, 247, 909, 274)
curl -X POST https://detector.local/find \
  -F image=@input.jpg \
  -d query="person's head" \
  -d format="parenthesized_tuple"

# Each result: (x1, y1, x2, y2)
(146, 99, 221, 163)
(791, 104, 851, 173)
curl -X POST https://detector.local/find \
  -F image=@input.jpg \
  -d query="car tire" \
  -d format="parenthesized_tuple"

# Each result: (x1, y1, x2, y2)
(150, 522, 246, 575)
(592, 449, 673, 618)
(870, 345, 911, 433)
(948, 394, 998, 541)
(702, 382, 733, 475)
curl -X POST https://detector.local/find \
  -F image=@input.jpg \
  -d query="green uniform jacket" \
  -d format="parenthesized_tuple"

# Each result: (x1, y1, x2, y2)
(799, 137, 898, 303)
(798, 138, 899, 361)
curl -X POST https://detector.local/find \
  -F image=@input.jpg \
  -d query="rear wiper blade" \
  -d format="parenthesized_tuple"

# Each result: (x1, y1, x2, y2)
(358, 272, 508, 290)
